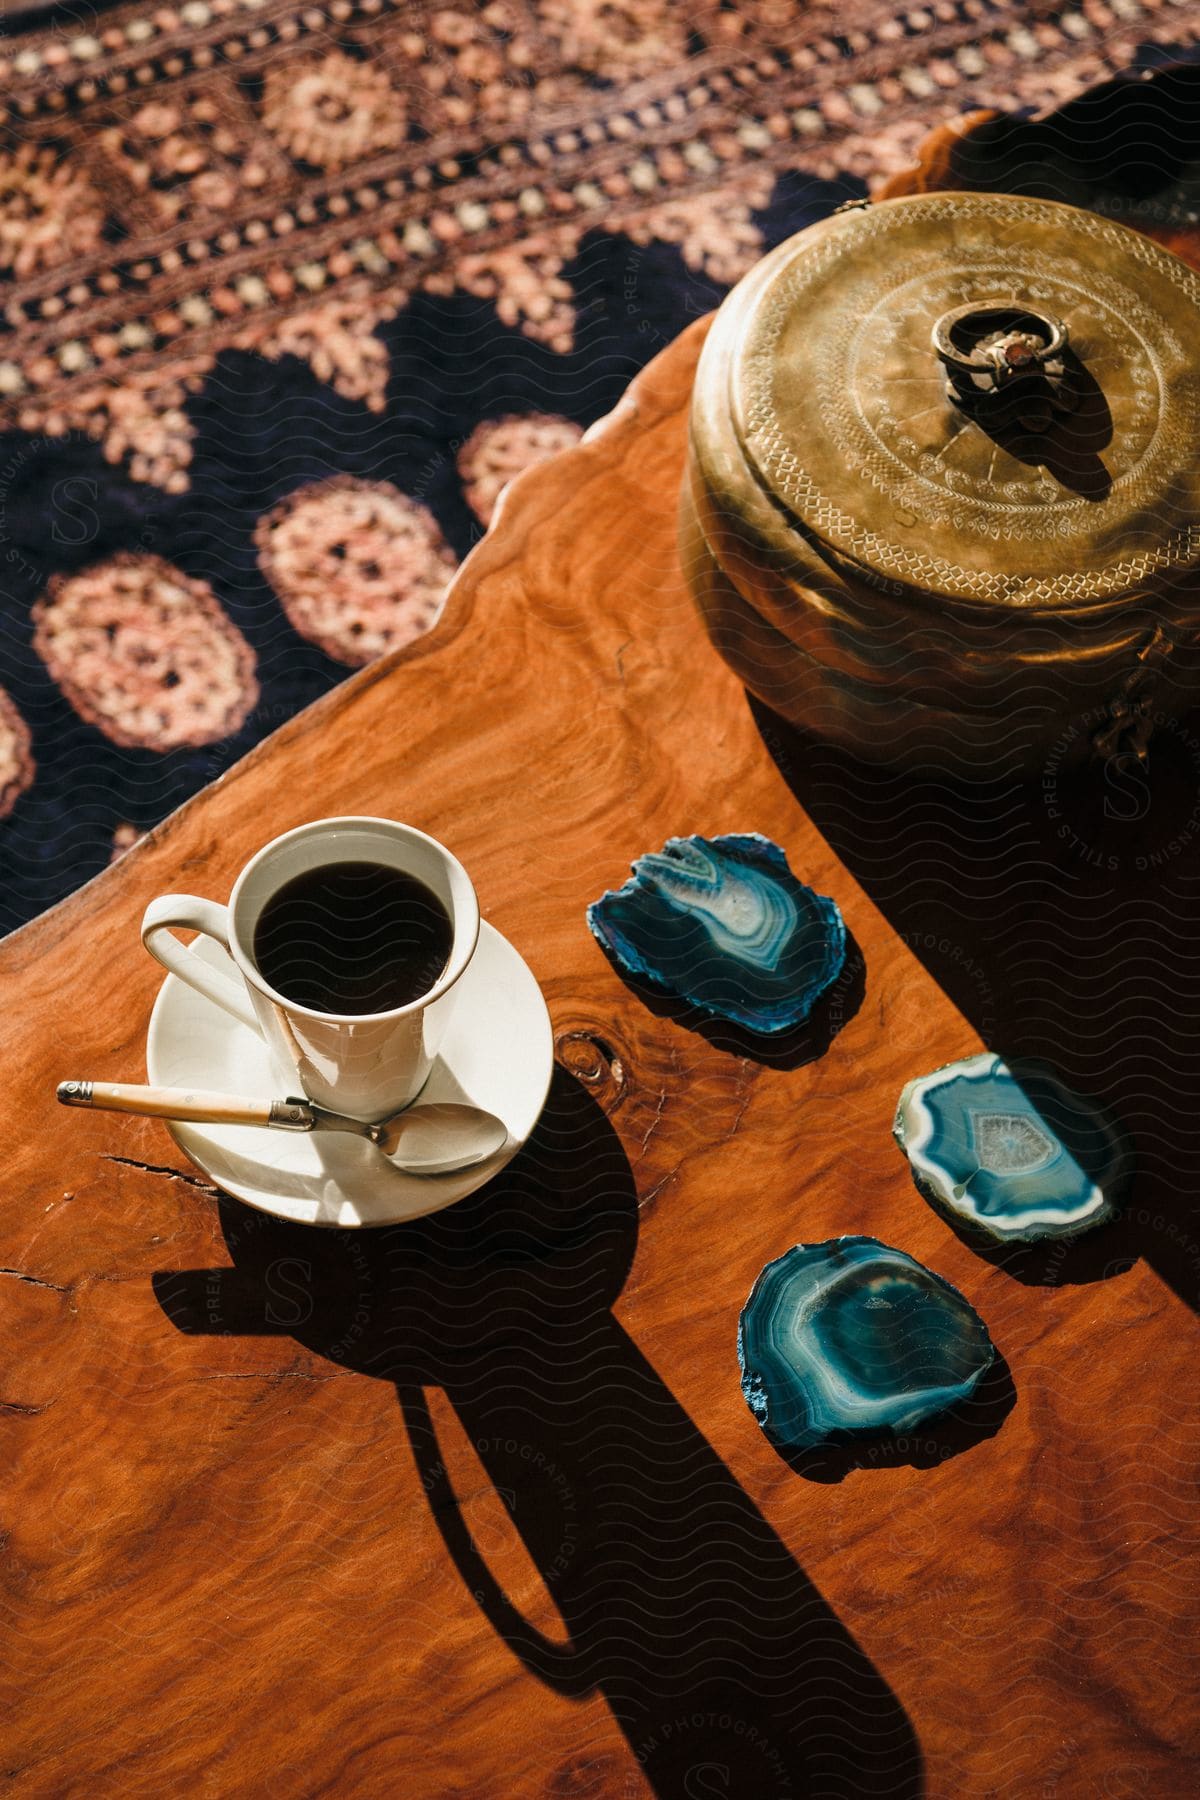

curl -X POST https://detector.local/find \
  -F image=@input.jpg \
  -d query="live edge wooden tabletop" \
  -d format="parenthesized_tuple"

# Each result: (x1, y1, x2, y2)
(3, 314, 1199, 1799)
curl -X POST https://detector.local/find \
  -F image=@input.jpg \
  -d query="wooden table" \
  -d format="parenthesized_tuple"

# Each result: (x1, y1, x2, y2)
(3, 312, 1199, 1795)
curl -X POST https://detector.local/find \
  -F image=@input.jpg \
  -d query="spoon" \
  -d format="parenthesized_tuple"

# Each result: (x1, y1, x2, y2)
(56, 1080, 508, 1174)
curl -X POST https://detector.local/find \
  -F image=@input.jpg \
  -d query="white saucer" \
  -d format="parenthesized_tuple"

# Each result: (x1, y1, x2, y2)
(146, 921, 554, 1228)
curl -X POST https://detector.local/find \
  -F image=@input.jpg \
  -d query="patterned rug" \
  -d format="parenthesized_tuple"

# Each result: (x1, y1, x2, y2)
(1, 0, 1199, 934)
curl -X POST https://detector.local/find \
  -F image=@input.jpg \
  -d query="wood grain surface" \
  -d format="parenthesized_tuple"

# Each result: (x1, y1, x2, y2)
(3, 264, 1200, 1794)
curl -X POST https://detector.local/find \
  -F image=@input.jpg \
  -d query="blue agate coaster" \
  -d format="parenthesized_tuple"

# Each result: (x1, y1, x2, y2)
(894, 1053, 1129, 1243)
(738, 1237, 995, 1452)
(586, 833, 846, 1033)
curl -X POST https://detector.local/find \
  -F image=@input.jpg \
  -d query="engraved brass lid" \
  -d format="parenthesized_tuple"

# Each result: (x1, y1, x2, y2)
(729, 193, 1200, 610)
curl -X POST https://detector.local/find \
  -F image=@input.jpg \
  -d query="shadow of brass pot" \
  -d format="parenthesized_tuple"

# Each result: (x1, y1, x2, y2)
(681, 193, 1200, 773)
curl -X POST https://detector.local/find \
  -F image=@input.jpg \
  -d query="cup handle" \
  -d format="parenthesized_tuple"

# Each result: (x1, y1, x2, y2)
(141, 895, 261, 1034)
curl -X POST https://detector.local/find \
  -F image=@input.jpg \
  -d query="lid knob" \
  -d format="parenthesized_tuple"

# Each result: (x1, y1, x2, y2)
(932, 301, 1074, 432)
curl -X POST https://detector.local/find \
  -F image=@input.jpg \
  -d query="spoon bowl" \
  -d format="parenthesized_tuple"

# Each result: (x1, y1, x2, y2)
(371, 1101, 509, 1170)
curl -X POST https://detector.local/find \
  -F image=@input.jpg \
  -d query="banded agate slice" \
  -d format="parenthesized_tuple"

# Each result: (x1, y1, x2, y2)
(894, 1053, 1129, 1243)
(587, 833, 845, 1033)
(738, 1237, 995, 1452)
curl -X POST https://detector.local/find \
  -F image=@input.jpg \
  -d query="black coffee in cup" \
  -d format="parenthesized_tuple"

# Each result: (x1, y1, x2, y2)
(253, 860, 453, 1015)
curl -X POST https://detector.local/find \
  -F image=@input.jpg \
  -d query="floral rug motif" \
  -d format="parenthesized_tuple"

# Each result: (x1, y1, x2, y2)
(0, 0, 1197, 932)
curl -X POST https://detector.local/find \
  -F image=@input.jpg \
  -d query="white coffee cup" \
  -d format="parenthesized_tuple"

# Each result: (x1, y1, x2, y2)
(141, 817, 480, 1121)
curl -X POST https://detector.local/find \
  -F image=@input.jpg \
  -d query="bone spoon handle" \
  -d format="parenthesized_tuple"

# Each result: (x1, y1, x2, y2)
(55, 1081, 312, 1130)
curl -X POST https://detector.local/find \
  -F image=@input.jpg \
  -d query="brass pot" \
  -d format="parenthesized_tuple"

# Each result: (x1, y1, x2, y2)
(681, 193, 1200, 772)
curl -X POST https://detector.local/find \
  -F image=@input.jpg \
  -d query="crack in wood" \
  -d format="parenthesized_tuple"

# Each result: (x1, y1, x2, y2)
(726, 1070, 754, 1144)
(638, 1168, 678, 1211)
(193, 1370, 356, 1384)
(102, 1154, 221, 1196)
(639, 1088, 669, 1155)
(0, 1266, 68, 1294)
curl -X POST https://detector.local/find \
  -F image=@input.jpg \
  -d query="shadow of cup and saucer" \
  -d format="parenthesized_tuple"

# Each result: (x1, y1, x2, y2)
(153, 1066, 927, 1798)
